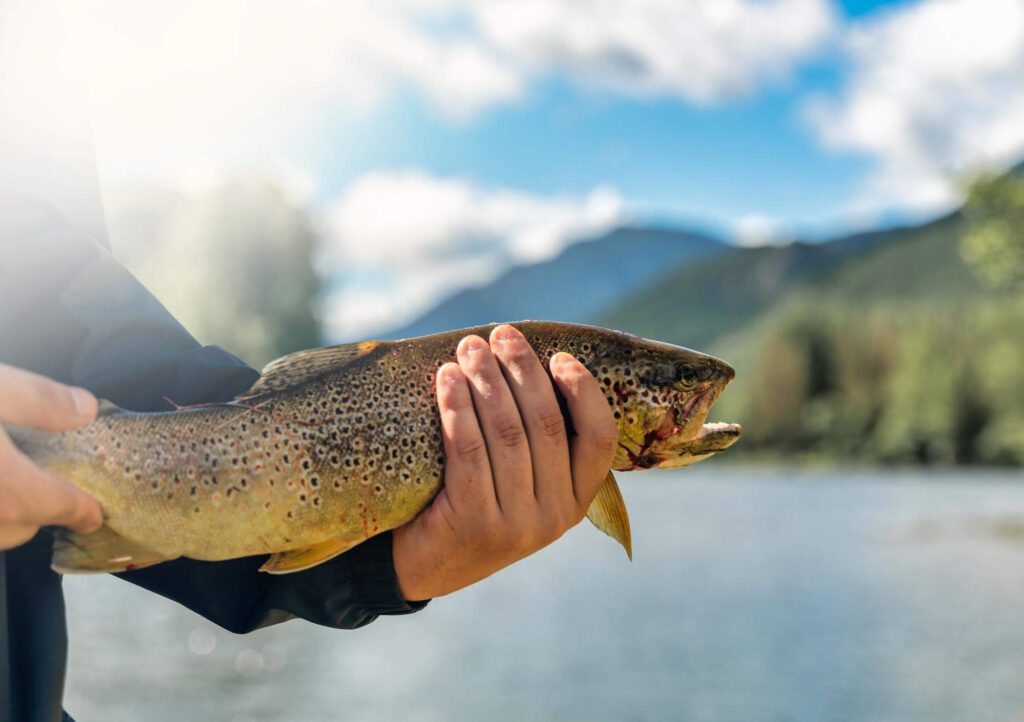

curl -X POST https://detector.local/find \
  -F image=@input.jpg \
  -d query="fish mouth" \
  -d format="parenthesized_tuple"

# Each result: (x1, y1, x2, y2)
(618, 384, 742, 470)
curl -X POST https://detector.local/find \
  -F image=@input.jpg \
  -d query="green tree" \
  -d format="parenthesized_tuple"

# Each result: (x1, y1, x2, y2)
(960, 172, 1024, 289)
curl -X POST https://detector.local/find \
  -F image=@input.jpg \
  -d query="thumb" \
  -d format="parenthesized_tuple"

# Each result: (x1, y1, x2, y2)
(10, 453, 103, 533)
(0, 364, 97, 431)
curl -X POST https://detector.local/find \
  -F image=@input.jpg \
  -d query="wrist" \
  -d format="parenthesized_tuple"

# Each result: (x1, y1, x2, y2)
(392, 524, 431, 602)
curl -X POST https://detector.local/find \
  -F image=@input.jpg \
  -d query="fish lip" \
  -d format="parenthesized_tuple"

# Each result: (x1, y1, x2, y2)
(666, 389, 708, 440)
(652, 404, 679, 440)
(663, 386, 741, 444)
(678, 391, 704, 422)
(696, 421, 743, 440)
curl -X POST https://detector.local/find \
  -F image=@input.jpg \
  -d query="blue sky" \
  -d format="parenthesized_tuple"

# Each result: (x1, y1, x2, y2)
(296, 75, 871, 240)
(66, 0, 1024, 335)
(279, 0, 962, 239)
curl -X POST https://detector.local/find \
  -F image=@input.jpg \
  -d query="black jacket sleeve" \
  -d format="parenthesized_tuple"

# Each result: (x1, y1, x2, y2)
(0, 199, 427, 633)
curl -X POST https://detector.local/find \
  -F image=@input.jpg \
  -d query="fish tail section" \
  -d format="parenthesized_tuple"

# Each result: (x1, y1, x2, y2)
(51, 525, 173, 574)
(586, 471, 633, 560)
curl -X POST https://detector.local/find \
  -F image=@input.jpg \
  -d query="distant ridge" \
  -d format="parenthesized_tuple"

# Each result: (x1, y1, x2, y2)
(600, 211, 970, 351)
(382, 226, 725, 340)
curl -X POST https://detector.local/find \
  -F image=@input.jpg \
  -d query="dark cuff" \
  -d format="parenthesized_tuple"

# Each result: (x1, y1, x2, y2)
(345, 531, 430, 616)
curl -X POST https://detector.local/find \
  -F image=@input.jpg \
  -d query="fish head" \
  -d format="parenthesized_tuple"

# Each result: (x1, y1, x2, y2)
(584, 330, 742, 470)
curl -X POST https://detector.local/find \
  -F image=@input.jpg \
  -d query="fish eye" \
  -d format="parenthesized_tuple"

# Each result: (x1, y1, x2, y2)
(677, 364, 697, 384)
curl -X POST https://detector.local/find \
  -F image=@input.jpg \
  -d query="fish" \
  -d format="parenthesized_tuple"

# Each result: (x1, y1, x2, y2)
(10, 321, 742, 574)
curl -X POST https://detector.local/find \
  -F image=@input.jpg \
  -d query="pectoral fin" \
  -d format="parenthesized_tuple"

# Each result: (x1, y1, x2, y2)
(259, 536, 363, 574)
(586, 471, 633, 560)
(51, 525, 173, 574)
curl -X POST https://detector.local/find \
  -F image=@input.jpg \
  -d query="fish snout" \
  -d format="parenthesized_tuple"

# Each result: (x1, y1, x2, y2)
(696, 357, 734, 387)
(717, 360, 735, 384)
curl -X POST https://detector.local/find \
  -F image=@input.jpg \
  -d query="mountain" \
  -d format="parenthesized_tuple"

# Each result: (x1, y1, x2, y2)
(383, 227, 725, 339)
(599, 211, 974, 352)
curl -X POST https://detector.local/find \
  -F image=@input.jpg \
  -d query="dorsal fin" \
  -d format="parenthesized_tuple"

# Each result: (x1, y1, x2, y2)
(96, 399, 125, 417)
(238, 341, 384, 399)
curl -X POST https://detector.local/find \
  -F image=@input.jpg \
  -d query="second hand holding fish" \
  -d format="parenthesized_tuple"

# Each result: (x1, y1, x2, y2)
(393, 325, 618, 602)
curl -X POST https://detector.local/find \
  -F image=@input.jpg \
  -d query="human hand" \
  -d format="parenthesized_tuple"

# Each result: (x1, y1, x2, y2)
(0, 364, 103, 550)
(392, 324, 618, 601)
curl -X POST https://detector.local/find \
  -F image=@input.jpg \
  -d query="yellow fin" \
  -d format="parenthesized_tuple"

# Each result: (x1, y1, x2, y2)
(239, 341, 385, 399)
(259, 536, 362, 574)
(586, 471, 633, 560)
(51, 525, 172, 574)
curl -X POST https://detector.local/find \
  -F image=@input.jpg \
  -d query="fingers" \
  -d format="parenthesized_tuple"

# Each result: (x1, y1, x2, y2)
(0, 363, 97, 431)
(1, 447, 103, 535)
(435, 362, 496, 516)
(489, 325, 572, 511)
(550, 352, 618, 507)
(456, 335, 533, 513)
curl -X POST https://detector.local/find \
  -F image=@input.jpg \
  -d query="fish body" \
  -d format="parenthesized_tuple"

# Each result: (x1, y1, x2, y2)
(13, 321, 741, 573)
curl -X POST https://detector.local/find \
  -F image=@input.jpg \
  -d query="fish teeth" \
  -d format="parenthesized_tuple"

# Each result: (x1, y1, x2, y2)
(699, 422, 741, 436)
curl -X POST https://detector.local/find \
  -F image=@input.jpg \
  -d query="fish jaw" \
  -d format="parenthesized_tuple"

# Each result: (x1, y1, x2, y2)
(613, 370, 742, 471)
(645, 421, 743, 469)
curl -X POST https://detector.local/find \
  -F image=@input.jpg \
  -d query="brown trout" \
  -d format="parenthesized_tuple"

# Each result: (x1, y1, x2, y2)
(11, 322, 741, 574)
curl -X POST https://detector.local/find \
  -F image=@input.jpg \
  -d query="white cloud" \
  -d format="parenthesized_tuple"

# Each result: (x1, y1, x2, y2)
(805, 0, 1024, 214)
(48, 0, 836, 182)
(56, 1, 523, 176)
(473, 0, 837, 104)
(732, 215, 791, 247)
(324, 170, 624, 339)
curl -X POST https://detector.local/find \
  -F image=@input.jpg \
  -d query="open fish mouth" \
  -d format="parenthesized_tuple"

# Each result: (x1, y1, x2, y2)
(692, 421, 743, 447)
(618, 387, 742, 470)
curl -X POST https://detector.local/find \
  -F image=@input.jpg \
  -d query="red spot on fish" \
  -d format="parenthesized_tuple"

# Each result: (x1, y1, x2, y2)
(253, 464, 263, 472)
(125, 563, 138, 571)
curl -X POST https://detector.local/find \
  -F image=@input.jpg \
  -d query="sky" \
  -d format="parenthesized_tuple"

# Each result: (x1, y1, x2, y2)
(51, 0, 1024, 338)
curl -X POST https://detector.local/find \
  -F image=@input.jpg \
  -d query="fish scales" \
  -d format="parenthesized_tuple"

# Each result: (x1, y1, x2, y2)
(12, 321, 742, 573)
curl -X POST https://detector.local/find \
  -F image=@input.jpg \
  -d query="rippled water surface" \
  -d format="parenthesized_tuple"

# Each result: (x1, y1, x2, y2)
(64, 467, 1024, 722)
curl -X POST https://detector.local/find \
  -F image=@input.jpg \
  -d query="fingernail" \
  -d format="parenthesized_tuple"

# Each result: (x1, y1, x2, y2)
(491, 325, 520, 344)
(438, 364, 460, 385)
(551, 352, 574, 369)
(71, 387, 97, 419)
(459, 336, 487, 354)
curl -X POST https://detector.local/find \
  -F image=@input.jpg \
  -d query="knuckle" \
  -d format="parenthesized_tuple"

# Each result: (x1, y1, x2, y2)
(508, 528, 536, 553)
(536, 409, 566, 439)
(493, 416, 526, 447)
(541, 516, 567, 543)
(455, 437, 488, 464)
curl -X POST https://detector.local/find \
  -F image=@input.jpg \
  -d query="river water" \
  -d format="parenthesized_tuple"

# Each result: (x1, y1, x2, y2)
(63, 467, 1024, 722)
